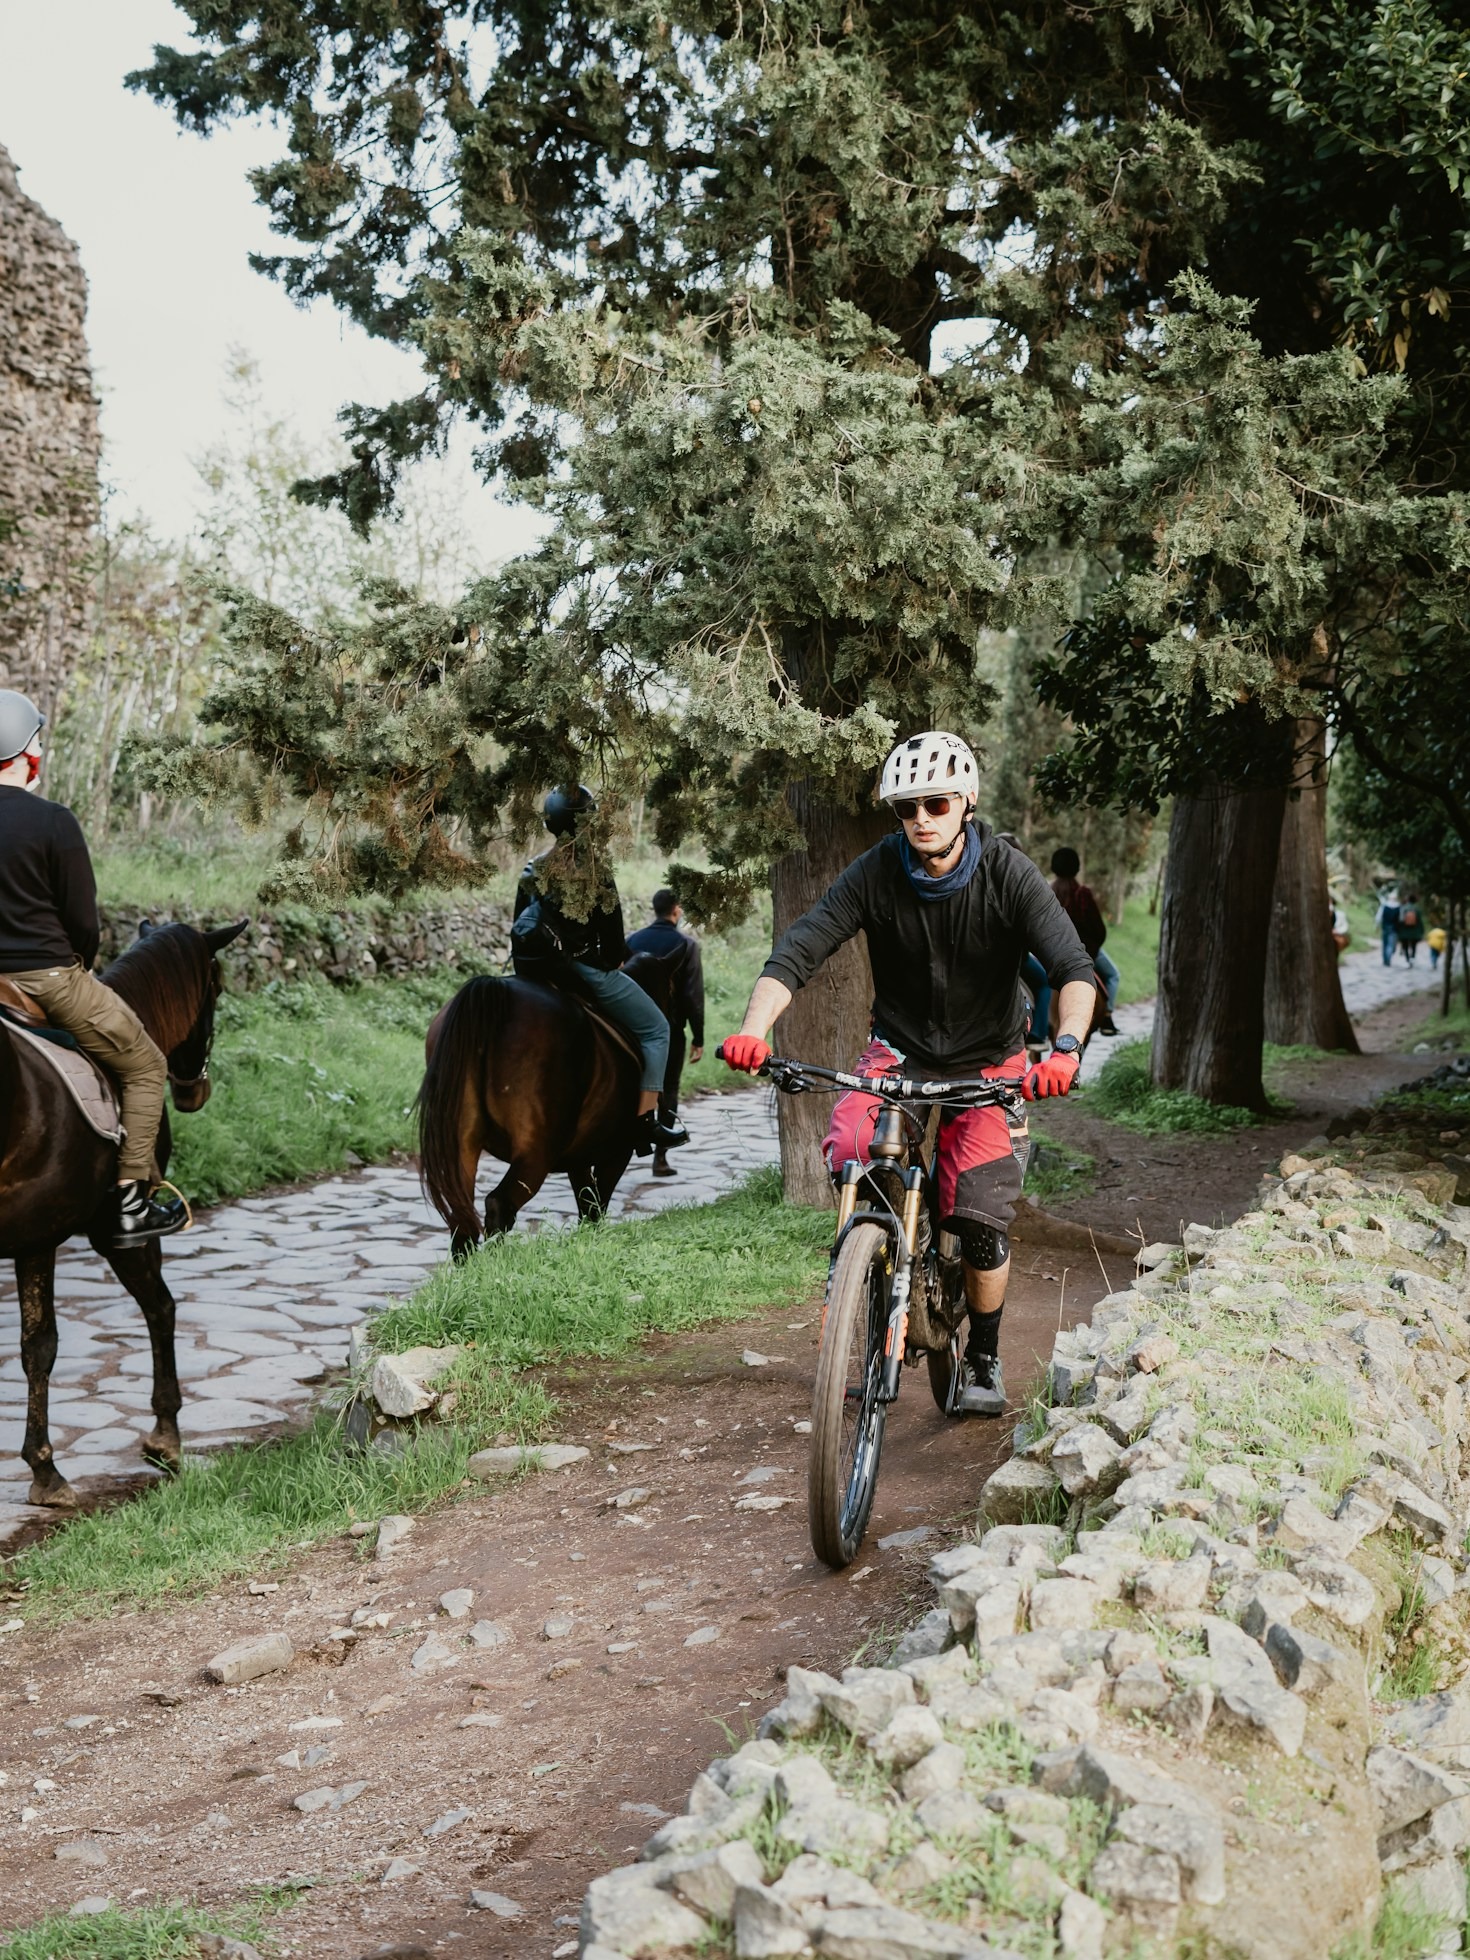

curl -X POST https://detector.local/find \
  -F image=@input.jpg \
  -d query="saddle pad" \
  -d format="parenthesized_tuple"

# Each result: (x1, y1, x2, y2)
(3, 1017, 124, 1144)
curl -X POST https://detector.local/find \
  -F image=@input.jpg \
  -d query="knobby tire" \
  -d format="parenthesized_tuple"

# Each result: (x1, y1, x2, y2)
(808, 1221, 890, 1569)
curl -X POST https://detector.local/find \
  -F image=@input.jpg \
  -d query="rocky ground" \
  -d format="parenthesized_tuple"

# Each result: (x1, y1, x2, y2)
(0, 979, 1461, 1957)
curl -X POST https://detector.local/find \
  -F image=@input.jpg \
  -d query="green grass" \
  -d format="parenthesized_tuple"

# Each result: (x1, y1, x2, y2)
(1023, 1131, 1096, 1204)
(168, 974, 434, 1204)
(0, 1893, 292, 1958)
(372, 1164, 829, 1359)
(1408, 998, 1470, 1049)
(10, 1170, 828, 1616)
(1330, 1883, 1451, 1960)
(1086, 1039, 1271, 1136)
(1102, 901, 1161, 1008)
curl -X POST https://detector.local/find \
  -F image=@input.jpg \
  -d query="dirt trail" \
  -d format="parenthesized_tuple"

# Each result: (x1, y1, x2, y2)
(0, 990, 1453, 1955)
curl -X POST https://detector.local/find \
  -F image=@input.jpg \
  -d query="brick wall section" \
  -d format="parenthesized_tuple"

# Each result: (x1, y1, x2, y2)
(0, 141, 100, 719)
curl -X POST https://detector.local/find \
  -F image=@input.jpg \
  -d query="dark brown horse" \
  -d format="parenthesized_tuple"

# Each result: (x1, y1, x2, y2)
(0, 919, 246, 1507)
(418, 951, 681, 1258)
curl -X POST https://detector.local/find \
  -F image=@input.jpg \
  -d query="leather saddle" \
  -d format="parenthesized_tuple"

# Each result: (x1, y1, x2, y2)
(0, 979, 82, 1051)
(0, 977, 46, 1024)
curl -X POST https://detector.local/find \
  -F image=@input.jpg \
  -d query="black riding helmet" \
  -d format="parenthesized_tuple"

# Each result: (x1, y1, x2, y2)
(543, 784, 597, 836)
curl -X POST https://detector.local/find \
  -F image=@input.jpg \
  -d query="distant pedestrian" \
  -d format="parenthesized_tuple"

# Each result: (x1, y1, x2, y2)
(626, 888, 705, 1177)
(1397, 893, 1425, 965)
(1377, 887, 1401, 966)
(1049, 848, 1120, 1035)
(1428, 923, 1447, 970)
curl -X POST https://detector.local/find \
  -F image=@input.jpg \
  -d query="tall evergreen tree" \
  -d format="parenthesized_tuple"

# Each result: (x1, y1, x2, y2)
(132, 0, 1470, 1155)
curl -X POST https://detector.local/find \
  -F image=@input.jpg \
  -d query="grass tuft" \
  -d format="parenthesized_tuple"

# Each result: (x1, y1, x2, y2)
(0, 1892, 291, 1958)
(1087, 1040, 1275, 1136)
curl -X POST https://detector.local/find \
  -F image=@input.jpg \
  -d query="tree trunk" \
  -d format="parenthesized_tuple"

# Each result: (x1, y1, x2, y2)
(770, 784, 889, 1206)
(1264, 718, 1359, 1052)
(1442, 898, 1456, 1018)
(1151, 781, 1287, 1109)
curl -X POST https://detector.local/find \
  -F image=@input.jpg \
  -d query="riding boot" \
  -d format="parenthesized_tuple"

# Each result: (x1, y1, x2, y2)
(112, 1180, 187, 1246)
(651, 1153, 677, 1178)
(655, 1115, 690, 1150)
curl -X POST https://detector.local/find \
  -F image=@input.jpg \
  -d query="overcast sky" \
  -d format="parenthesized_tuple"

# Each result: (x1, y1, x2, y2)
(0, 0, 539, 563)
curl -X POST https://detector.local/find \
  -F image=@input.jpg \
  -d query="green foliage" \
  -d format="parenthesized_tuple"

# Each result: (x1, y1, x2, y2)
(0, 1896, 290, 1959)
(1087, 1040, 1267, 1136)
(1330, 1880, 1453, 1960)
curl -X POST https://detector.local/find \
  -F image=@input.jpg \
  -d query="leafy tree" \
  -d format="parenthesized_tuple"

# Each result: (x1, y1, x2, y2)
(130, 0, 1470, 1158)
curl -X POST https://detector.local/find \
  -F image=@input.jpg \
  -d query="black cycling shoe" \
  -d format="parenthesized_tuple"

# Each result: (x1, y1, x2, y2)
(955, 1352, 1006, 1418)
(112, 1180, 188, 1246)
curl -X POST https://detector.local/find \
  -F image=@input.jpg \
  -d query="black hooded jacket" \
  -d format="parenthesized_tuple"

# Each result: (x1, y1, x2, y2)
(760, 822, 1094, 1071)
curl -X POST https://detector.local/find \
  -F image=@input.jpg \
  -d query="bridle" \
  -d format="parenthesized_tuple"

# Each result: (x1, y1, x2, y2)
(166, 970, 221, 1093)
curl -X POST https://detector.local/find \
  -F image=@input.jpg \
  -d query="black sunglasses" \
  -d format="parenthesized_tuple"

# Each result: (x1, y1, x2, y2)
(892, 795, 958, 820)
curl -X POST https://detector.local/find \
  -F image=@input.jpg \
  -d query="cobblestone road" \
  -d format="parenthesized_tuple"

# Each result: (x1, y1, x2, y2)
(1110, 940, 1440, 1042)
(0, 1088, 779, 1544)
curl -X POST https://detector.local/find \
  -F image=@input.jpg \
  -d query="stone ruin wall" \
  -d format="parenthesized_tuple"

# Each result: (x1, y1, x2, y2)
(0, 140, 100, 721)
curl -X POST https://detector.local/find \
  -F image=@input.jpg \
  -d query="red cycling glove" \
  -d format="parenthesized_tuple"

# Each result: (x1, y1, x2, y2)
(720, 1034, 772, 1074)
(1023, 1049, 1081, 1101)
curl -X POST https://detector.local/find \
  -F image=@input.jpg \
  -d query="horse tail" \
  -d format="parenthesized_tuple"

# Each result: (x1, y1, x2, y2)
(417, 976, 509, 1238)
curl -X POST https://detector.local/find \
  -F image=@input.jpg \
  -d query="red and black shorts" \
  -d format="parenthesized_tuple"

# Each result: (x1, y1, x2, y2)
(821, 1037, 1028, 1230)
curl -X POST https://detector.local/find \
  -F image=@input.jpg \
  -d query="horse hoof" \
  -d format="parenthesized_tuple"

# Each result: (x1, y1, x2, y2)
(142, 1434, 181, 1475)
(28, 1475, 77, 1510)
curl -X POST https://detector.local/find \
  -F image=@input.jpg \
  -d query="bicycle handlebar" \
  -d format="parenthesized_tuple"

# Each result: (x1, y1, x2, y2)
(714, 1043, 1025, 1108)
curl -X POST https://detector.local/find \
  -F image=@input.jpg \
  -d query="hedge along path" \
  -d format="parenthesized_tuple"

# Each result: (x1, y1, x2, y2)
(0, 1089, 782, 1567)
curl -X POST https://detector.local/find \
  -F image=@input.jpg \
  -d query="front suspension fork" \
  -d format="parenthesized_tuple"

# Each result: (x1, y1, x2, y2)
(878, 1164, 925, 1401)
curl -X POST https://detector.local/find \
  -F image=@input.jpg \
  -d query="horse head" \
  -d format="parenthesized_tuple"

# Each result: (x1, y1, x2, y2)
(120, 917, 250, 1112)
(623, 947, 681, 1021)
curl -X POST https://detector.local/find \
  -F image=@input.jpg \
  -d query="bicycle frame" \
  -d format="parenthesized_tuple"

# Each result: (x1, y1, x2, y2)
(766, 1056, 1025, 1406)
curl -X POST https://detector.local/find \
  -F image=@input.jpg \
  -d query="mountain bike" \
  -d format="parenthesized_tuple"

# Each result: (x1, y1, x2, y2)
(721, 1049, 1026, 1569)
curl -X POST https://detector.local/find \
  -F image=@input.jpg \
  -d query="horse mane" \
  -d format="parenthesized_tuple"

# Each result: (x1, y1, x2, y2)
(102, 923, 213, 1052)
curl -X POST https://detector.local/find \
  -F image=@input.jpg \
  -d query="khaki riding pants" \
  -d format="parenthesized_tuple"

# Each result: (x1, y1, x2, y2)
(7, 962, 167, 1182)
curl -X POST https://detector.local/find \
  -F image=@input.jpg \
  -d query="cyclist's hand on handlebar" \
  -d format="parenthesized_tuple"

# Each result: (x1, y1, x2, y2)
(719, 1034, 772, 1074)
(1023, 1048, 1080, 1100)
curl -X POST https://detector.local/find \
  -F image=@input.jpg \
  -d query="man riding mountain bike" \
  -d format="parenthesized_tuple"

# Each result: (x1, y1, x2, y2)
(0, 688, 185, 1242)
(722, 731, 1096, 1416)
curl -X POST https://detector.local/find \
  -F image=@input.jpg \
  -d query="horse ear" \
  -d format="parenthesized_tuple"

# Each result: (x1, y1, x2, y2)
(137, 919, 152, 938)
(204, 917, 250, 951)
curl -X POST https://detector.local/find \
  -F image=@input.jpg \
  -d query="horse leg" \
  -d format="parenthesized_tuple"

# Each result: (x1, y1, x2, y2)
(483, 1154, 551, 1242)
(15, 1249, 74, 1508)
(94, 1236, 182, 1473)
(573, 1145, 635, 1224)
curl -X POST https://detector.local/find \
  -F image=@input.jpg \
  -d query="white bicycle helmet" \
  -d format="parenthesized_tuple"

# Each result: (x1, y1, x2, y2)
(878, 731, 978, 805)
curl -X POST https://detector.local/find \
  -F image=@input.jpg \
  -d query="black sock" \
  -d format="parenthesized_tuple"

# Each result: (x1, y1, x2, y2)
(967, 1307, 1003, 1361)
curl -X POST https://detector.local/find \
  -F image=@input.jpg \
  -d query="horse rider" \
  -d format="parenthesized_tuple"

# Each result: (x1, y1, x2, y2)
(0, 688, 186, 1242)
(721, 730, 1096, 1416)
(513, 786, 688, 1158)
(626, 887, 705, 1178)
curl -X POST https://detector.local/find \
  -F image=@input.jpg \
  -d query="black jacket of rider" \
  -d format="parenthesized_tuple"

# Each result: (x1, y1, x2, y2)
(0, 786, 100, 974)
(760, 821, 1094, 1073)
(515, 849, 628, 971)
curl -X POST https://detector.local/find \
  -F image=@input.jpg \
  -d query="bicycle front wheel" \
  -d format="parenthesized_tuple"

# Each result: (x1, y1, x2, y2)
(808, 1221, 890, 1568)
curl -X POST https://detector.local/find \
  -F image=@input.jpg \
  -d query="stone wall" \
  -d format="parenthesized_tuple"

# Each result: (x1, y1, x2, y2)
(577, 1132, 1470, 1959)
(0, 141, 100, 718)
(97, 901, 513, 991)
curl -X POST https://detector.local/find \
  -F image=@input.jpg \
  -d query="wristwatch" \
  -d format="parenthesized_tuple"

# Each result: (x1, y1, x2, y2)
(1052, 1034, 1082, 1058)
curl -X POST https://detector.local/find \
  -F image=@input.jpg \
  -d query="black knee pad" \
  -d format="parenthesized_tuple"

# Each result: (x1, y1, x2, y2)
(958, 1223, 1009, 1271)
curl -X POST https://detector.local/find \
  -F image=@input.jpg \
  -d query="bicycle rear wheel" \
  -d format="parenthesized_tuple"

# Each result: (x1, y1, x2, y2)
(808, 1221, 890, 1568)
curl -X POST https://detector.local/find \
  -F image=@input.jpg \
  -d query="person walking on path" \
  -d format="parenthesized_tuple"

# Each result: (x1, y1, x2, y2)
(1049, 847, 1120, 1036)
(1377, 887, 1402, 967)
(1396, 893, 1425, 965)
(626, 888, 705, 1178)
(1428, 921, 1447, 970)
(0, 688, 184, 1241)
(512, 787, 688, 1158)
(721, 730, 1097, 1419)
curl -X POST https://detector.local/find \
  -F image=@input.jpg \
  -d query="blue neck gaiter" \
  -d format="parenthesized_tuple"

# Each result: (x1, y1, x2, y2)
(901, 821, 981, 901)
